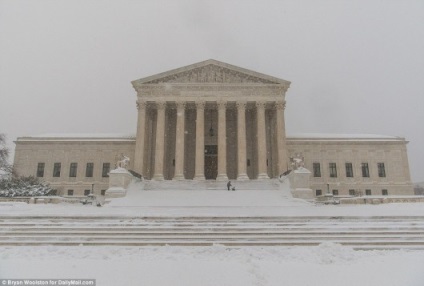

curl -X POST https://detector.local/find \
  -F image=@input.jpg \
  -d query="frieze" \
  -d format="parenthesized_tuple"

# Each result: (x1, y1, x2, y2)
(137, 85, 287, 97)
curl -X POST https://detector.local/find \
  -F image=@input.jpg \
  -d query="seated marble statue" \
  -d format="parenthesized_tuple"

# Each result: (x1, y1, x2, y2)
(117, 155, 130, 169)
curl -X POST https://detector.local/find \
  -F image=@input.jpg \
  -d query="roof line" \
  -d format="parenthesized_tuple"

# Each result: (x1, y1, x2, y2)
(131, 59, 291, 85)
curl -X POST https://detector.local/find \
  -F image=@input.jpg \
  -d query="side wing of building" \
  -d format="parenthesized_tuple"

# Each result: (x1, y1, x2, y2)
(13, 135, 136, 196)
(287, 134, 414, 196)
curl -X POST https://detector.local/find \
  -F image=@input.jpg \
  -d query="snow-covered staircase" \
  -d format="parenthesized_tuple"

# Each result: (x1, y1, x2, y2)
(142, 179, 281, 191)
(1, 216, 424, 250)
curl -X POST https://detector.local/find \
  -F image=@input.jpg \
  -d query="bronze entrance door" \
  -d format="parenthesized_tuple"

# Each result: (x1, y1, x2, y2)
(204, 145, 217, 180)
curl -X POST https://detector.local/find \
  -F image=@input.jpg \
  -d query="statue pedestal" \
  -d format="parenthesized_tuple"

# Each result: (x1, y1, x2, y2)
(105, 168, 133, 198)
(288, 167, 314, 200)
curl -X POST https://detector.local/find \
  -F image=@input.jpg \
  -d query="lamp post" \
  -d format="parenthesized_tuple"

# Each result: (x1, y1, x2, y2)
(324, 183, 334, 200)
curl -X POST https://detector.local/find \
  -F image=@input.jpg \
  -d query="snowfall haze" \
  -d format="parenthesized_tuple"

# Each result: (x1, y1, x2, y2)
(0, 0, 423, 182)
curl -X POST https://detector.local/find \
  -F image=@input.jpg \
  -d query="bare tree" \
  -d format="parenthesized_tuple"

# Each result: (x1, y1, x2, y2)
(414, 185, 424, 196)
(0, 134, 12, 175)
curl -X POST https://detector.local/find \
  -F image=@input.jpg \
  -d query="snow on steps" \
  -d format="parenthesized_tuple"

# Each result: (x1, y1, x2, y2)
(142, 179, 281, 191)
(109, 179, 302, 207)
(1, 216, 424, 249)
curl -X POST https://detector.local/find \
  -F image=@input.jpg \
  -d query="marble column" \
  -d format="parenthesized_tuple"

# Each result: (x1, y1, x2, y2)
(153, 101, 166, 180)
(275, 100, 288, 175)
(173, 101, 185, 180)
(256, 101, 269, 179)
(194, 101, 206, 180)
(134, 100, 146, 175)
(216, 101, 228, 181)
(236, 101, 249, 180)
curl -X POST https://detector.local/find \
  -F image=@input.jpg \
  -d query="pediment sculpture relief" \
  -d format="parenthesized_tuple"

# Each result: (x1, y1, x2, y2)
(145, 65, 277, 84)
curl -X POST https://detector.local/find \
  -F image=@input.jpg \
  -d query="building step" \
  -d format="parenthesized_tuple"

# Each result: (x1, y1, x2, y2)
(142, 179, 282, 191)
(1, 215, 424, 249)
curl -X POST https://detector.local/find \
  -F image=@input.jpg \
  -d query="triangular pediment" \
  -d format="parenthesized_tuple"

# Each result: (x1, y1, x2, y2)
(132, 59, 290, 85)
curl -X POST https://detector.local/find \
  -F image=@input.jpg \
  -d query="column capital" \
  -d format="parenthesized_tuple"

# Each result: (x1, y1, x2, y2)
(275, 100, 287, 110)
(236, 101, 247, 110)
(176, 101, 186, 110)
(217, 100, 227, 110)
(136, 100, 146, 110)
(255, 101, 267, 109)
(156, 101, 167, 110)
(195, 101, 206, 109)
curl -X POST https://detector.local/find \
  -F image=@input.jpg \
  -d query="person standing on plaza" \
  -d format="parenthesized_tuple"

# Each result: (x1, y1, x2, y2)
(227, 181, 232, 191)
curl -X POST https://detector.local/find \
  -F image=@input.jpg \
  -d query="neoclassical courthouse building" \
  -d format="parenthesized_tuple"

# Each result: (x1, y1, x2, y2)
(13, 60, 414, 197)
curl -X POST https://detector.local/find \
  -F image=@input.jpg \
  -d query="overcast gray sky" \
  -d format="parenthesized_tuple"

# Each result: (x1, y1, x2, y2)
(1, 0, 423, 182)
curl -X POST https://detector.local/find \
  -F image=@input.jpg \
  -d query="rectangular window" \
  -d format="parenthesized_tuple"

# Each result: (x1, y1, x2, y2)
(361, 163, 370, 177)
(84, 189, 90, 196)
(69, 163, 78, 177)
(378, 163, 386, 177)
(365, 189, 371, 196)
(345, 163, 353, 177)
(332, 190, 339, 196)
(67, 189, 74, 196)
(349, 189, 355, 196)
(36, 163, 45, 177)
(382, 189, 388, 196)
(102, 163, 110, 177)
(53, 163, 61, 177)
(86, 163, 94, 177)
(101, 190, 106, 196)
(316, 189, 322, 196)
(313, 163, 321, 177)
(329, 163, 337, 178)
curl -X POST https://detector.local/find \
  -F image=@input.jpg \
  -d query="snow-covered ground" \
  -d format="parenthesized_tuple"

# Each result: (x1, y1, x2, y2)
(1, 180, 424, 217)
(1, 185, 424, 285)
(1, 243, 423, 286)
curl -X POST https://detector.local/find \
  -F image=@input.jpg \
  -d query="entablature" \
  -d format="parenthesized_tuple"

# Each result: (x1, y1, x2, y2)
(136, 84, 287, 102)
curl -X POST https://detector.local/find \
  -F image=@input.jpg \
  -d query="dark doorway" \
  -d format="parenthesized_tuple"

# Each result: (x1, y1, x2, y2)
(205, 145, 217, 180)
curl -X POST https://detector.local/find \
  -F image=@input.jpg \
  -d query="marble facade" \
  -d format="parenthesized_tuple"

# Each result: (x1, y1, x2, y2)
(13, 59, 414, 196)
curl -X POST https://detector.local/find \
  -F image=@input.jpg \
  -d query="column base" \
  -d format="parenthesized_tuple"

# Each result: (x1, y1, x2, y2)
(257, 173, 270, 180)
(193, 174, 206, 181)
(173, 174, 185, 181)
(216, 174, 229, 181)
(152, 174, 164, 181)
(237, 173, 249, 181)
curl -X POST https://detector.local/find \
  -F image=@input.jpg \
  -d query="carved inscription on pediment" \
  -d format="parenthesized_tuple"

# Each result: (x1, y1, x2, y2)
(145, 64, 277, 84)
